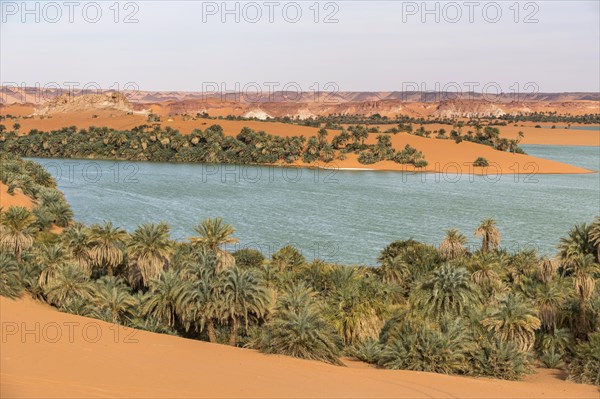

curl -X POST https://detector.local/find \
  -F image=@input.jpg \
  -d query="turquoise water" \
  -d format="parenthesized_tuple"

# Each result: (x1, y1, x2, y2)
(540, 126, 600, 131)
(29, 145, 599, 265)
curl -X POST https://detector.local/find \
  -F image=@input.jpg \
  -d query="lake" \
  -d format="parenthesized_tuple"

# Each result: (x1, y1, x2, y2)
(29, 145, 599, 265)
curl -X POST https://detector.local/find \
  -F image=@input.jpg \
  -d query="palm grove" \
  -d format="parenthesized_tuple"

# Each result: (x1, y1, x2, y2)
(0, 124, 428, 168)
(1, 155, 599, 386)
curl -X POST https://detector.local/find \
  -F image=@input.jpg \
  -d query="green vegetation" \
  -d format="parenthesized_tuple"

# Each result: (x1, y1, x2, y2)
(490, 113, 600, 125)
(217, 113, 600, 128)
(1, 155, 599, 385)
(568, 333, 600, 385)
(442, 125, 525, 153)
(0, 124, 427, 167)
(473, 157, 490, 167)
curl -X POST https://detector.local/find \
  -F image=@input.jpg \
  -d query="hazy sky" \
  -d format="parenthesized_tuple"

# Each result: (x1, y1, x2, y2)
(1, 1, 599, 93)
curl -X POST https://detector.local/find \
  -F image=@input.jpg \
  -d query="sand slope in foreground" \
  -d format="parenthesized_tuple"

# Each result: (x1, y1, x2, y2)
(1, 297, 598, 399)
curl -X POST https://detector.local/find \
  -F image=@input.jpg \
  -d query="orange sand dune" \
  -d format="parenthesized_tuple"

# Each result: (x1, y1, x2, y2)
(4, 112, 597, 174)
(8, 111, 321, 138)
(0, 183, 62, 233)
(11, 111, 599, 146)
(7, 110, 147, 134)
(429, 123, 599, 147)
(297, 132, 593, 175)
(367, 123, 599, 147)
(377, 133, 593, 175)
(1, 296, 598, 399)
(0, 104, 35, 117)
(504, 126, 599, 146)
(0, 182, 34, 210)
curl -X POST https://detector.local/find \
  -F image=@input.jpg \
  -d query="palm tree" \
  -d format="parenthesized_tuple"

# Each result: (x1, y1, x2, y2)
(89, 221, 127, 276)
(534, 280, 567, 332)
(62, 223, 92, 275)
(469, 253, 501, 287)
(44, 264, 95, 308)
(439, 229, 467, 260)
(0, 251, 23, 298)
(537, 257, 557, 283)
(190, 218, 238, 270)
(327, 267, 388, 345)
(128, 222, 173, 287)
(142, 269, 187, 328)
(47, 202, 73, 228)
(0, 206, 36, 262)
(559, 223, 594, 265)
(379, 255, 410, 286)
(378, 318, 470, 374)
(32, 207, 52, 231)
(412, 263, 479, 320)
(506, 250, 538, 287)
(467, 254, 507, 302)
(36, 243, 68, 289)
(317, 128, 328, 146)
(276, 282, 317, 313)
(221, 267, 269, 346)
(482, 293, 541, 351)
(568, 253, 600, 334)
(177, 249, 222, 343)
(90, 276, 137, 324)
(538, 327, 572, 354)
(377, 239, 439, 289)
(260, 305, 343, 365)
(256, 284, 342, 365)
(271, 245, 305, 271)
(588, 216, 600, 261)
(474, 218, 501, 253)
(568, 332, 600, 385)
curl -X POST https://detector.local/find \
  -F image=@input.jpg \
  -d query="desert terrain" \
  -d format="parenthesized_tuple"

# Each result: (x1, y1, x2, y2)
(0, 183, 33, 210)
(1, 296, 598, 399)
(0, 90, 598, 175)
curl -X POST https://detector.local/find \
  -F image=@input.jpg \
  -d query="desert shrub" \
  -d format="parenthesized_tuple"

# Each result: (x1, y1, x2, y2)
(540, 348, 564, 369)
(32, 207, 53, 230)
(44, 202, 74, 227)
(377, 318, 472, 374)
(233, 248, 265, 269)
(0, 251, 23, 298)
(44, 264, 94, 309)
(85, 276, 137, 324)
(378, 239, 440, 290)
(38, 187, 63, 206)
(472, 338, 533, 380)
(19, 261, 45, 300)
(254, 285, 342, 365)
(348, 338, 383, 364)
(392, 144, 426, 165)
(358, 150, 379, 165)
(378, 327, 469, 374)
(536, 328, 573, 358)
(568, 333, 600, 386)
(147, 113, 161, 122)
(473, 157, 489, 167)
(257, 305, 342, 365)
(271, 245, 305, 270)
(129, 313, 178, 335)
